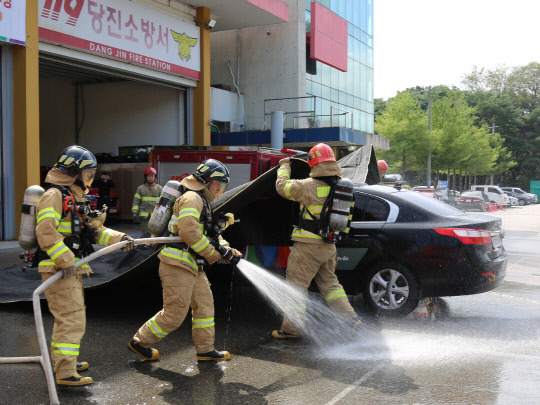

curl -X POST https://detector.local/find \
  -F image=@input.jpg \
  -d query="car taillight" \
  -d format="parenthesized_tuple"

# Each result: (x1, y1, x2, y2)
(434, 228, 492, 245)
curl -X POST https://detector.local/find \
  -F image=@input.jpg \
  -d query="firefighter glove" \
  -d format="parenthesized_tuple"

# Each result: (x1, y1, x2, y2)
(206, 249, 221, 265)
(62, 265, 76, 278)
(279, 157, 290, 166)
(121, 235, 135, 251)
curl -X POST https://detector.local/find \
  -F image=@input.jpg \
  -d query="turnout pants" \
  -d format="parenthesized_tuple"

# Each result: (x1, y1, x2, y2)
(133, 261, 215, 354)
(281, 242, 357, 335)
(42, 273, 86, 380)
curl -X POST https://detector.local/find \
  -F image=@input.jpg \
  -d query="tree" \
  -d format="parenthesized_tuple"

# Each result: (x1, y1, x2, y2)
(374, 91, 428, 176)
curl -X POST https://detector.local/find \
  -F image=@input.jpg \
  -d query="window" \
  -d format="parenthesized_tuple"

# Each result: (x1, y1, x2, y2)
(352, 194, 388, 221)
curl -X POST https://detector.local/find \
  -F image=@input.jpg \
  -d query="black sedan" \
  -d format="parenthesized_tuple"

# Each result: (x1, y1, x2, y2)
(214, 161, 507, 318)
(336, 185, 506, 316)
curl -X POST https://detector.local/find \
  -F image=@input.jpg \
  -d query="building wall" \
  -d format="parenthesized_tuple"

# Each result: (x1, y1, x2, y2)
(40, 77, 184, 165)
(210, 0, 305, 131)
(306, 0, 374, 134)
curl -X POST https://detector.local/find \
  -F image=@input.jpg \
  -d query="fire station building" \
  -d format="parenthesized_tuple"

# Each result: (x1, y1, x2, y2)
(0, 0, 383, 240)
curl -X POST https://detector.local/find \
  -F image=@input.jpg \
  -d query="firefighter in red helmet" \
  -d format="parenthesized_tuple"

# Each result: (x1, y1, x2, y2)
(377, 160, 388, 181)
(36, 145, 134, 386)
(132, 166, 163, 237)
(272, 143, 362, 339)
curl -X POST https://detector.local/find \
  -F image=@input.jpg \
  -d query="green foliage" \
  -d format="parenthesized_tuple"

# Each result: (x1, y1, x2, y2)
(374, 91, 428, 173)
(461, 62, 540, 188)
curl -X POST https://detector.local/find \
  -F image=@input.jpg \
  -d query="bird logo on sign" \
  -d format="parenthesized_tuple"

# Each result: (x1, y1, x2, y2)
(171, 30, 198, 62)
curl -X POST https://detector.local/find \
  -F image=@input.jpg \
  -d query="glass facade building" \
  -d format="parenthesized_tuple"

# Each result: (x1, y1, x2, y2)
(305, 0, 374, 134)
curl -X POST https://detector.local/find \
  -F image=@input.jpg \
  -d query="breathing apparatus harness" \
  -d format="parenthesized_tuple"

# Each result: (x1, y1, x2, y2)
(297, 175, 350, 244)
(33, 184, 98, 266)
(167, 190, 240, 267)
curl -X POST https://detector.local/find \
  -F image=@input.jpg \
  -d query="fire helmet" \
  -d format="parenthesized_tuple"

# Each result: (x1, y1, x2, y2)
(144, 167, 157, 176)
(377, 160, 388, 173)
(54, 145, 97, 177)
(307, 143, 336, 167)
(193, 159, 230, 184)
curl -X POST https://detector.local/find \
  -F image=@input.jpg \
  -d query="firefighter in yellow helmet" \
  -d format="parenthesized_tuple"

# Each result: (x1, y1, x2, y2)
(35, 145, 134, 386)
(132, 166, 163, 237)
(128, 159, 242, 362)
(272, 143, 362, 339)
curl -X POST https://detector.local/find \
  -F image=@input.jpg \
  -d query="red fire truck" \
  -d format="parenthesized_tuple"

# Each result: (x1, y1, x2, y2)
(151, 148, 298, 186)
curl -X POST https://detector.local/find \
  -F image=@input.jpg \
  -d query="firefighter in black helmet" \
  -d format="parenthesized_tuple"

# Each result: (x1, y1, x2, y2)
(36, 145, 134, 386)
(129, 159, 242, 363)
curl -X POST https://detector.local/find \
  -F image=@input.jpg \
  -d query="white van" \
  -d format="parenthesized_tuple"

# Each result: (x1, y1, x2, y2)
(471, 185, 510, 207)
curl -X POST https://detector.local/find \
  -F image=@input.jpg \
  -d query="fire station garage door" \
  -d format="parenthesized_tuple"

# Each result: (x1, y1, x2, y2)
(39, 53, 190, 167)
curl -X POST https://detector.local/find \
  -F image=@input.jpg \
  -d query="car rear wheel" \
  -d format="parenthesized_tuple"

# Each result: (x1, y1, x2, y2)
(519, 199, 525, 206)
(361, 262, 420, 317)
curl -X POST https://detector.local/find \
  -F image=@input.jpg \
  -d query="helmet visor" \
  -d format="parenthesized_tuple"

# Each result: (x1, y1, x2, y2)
(80, 168, 97, 187)
(213, 181, 228, 199)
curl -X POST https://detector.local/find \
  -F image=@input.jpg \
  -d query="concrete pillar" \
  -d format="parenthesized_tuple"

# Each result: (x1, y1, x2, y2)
(13, 0, 40, 237)
(193, 7, 211, 146)
(271, 111, 284, 150)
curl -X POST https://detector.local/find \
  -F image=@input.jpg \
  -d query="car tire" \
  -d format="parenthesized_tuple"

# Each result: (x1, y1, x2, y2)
(519, 200, 525, 206)
(361, 262, 420, 317)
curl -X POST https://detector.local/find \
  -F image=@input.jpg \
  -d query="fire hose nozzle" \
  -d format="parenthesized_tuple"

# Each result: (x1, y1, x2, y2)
(214, 242, 241, 266)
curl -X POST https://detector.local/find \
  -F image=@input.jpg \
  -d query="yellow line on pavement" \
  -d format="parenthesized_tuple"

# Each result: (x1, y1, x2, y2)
(488, 291, 540, 305)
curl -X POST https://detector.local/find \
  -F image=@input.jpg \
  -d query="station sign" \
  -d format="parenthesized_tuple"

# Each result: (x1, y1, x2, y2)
(38, 0, 200, 80)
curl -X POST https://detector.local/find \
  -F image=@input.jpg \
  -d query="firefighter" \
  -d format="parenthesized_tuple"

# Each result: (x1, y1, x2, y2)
(132, 167, 163, 237)
(128, 159, 242, 363)
(36, 145, 134, 386)
(377, 160, 388, 181)
(272, 143, 362, 339)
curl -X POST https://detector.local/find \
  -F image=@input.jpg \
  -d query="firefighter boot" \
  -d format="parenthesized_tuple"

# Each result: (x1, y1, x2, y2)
(76, 361, 89, 372)
(56, 373, 93, 386)
(196, 349, 231, 363)
(272, 330, 302, 340)
(128, 340, 159, 361)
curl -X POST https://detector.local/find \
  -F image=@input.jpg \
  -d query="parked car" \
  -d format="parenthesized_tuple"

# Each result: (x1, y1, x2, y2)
(219, 182, 508, 318)
(412, 186, 438, 198)
(456, 190, 490, 212)
(471, 185, 510, 207)
(501, 187, 537, 204)
(504, 191, 529, 206)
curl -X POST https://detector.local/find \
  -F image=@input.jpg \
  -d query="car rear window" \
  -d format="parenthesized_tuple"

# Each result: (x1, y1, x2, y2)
(397, 190, 466, 216)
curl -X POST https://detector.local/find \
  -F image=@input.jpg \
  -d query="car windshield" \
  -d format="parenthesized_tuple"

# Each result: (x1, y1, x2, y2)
(394, 189, 467, 216)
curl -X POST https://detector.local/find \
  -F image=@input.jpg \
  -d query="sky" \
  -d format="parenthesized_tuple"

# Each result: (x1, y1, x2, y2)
(373, 0, 540, 100)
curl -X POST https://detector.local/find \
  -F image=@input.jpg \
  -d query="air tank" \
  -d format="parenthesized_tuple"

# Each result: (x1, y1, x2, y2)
(19, 185, 45, 251)
(148, 180, 183, 237)
(328, 177, 354, 232)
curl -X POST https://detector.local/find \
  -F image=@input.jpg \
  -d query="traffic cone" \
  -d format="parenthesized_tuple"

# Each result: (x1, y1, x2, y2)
(488, 202, 493, 212)
(500, 203, 503, 210)
(493, 202, 498, 211)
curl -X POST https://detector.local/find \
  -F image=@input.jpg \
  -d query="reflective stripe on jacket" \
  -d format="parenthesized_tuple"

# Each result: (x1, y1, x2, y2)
(275, 161, 347, 244)
(36, 185, 125, 274)
(158, 189, 227, 274)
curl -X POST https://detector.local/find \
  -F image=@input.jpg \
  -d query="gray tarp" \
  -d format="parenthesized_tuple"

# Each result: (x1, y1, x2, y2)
(0, 146, 379, 303)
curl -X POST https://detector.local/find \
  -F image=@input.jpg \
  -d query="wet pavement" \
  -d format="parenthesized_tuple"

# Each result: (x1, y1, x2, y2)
(1, 207, 539, 405)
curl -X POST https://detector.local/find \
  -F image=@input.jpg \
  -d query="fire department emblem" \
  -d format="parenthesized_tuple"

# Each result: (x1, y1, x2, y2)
(171, 30, 198, 62)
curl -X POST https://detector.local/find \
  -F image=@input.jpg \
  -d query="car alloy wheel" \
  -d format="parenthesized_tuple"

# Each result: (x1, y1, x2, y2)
(361, 262, 420, 317)
(519, 200, 525, 206)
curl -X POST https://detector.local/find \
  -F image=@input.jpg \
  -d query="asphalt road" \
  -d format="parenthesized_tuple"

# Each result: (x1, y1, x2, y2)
(0, 206, 539, 405)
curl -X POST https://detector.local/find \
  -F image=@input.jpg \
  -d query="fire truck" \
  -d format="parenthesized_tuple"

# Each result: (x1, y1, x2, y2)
(151, 147, 296, 187)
